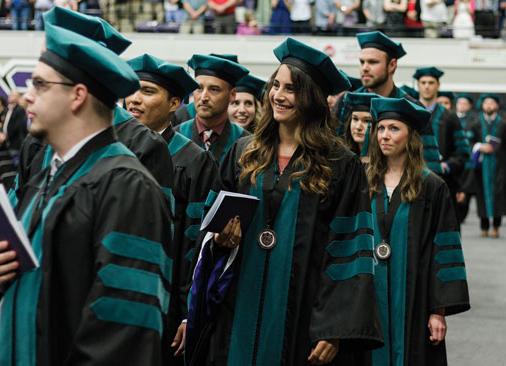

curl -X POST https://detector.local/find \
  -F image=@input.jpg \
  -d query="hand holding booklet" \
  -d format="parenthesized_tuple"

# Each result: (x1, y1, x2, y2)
(485, 135, 501, 151)
(0, 184, 38, 273)
(200, 190, 260, 233)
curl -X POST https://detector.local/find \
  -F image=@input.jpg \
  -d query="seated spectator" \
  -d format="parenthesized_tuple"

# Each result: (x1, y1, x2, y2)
(474, 0, 499, 38)
(290, 0, 311, 33)
(336, 0, 360, 32)
(420, 0, 448, 38)
(236, 9, 261, 34)
(453, 0, 475, 38)
(142, 0, 165, 23)
(384, 0, 408, 35)
(34, 0, 53, 30)
(500, 0, 506, 35)
(209, 0, 237, 33)
(180, 0, 208, 33)
(5, 0, 32, 30)
(78, 0, 101, 13)
(404, 0, 423, 34)
(256, 0, 272, 30)
(363, 0, 386, 27)
(165, 0, 185, 25)
(315, 0, 337, 33)
(269, 0, 291, 33)
(53, 0, 77, 10)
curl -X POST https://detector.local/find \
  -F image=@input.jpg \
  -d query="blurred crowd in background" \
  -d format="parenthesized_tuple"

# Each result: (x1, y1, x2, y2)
(0, 0, 505, 38)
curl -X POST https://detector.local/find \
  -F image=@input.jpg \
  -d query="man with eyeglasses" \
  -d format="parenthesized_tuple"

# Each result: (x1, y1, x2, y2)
(11, 7, 174, 211)
(0, 20, 174, 366)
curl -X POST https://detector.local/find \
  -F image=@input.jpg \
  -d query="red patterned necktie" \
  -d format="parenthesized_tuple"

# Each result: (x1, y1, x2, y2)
(202, 129, 214, 151)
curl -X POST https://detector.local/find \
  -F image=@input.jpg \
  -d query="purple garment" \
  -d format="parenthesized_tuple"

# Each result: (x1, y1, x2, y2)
(269, 0, 291, 34)
(186, 238, 236, 365)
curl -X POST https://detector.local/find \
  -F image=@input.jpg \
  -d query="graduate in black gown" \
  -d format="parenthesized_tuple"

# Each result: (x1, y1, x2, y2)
(0, 22, 174, 365)
(455, 93, 477, 223)
(173, 101, 196, 126)
(414, 67, 470, 209)
(341, 92, 379, 163)
(174, 54, 250, 164)
(367, 97, 470, 366)
(185, 37, 383, 366)
(125, 53, 218, 358)
(228, 74, 266, 133)
(10, 7, 174, 207)
(436, 91, 455, 111)
(468, 94, 506, 238)
(172, 54, 239, 126)
(350, 31, 443, 172)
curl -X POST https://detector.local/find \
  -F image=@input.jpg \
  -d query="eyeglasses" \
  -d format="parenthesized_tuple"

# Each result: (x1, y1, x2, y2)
(31, 77, 75, 92)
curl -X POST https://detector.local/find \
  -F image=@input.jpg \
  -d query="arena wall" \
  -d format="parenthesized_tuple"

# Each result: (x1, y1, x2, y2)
(0, 31, 505, 97)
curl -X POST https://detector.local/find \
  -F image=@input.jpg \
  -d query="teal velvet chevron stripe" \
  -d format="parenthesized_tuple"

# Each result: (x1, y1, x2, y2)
(325, 256, 374, 281)
(330, 211, 373, 234)
(102, 232, 172, 283)
(90, 297, 163, 334)
(98, 264, 170, 313)
(326, 234, 374, 257)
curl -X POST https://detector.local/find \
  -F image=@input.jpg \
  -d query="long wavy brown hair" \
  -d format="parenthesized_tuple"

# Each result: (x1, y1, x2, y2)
(366, 122, 425, 202)
(239, 64, 346, 195)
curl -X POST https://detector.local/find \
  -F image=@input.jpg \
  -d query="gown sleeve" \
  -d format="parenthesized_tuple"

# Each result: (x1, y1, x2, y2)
(66, 169, 174, 365)
(177, 150, 218, 320)
(428, 179, 471, 316)
(309, 156, 383, 351)
(446, 112, 470, 175)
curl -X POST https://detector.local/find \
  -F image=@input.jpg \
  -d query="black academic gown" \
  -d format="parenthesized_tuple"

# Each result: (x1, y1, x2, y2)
(10, 107, 174, 208)
(174, 118, 249, 164)
(469, 113, 506, 218)
(495, 119, 506, 215)
(4, 104, 28, 152)
(0, 128, 175, 365)
(431, 104, 470, 199)
(160, 127, 217, 337)
(335, 86, 410, 135)
(173, 102, 196, 126)
(186, 137, 383, 366)
(370, 171, 470, 366)
(0, 137, 16, 188)
(457, 111, 478, 194)
(345, 87, 443, 173)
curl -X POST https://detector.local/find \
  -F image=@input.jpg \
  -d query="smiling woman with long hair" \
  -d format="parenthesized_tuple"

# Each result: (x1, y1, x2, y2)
(185, 38, 383, 366)
(228, 74, 265, 133)
(366, 97, 470, 366)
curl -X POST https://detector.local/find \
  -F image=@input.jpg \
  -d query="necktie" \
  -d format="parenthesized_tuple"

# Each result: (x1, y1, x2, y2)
(202, 129, 214, 151)
(50, 157, 63, 179)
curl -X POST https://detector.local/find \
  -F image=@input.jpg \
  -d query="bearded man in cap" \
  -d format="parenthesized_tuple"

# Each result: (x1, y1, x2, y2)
(175, 54, 250, 164)
(468, 94, 506, 238)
